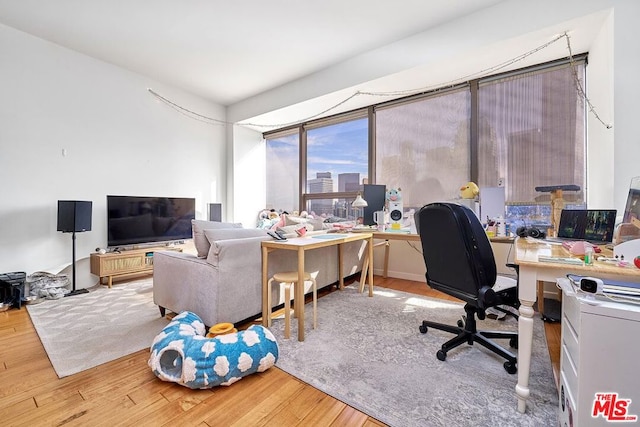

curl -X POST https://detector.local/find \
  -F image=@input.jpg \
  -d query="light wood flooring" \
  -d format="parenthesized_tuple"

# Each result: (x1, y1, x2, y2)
(0, 276, 560, 426)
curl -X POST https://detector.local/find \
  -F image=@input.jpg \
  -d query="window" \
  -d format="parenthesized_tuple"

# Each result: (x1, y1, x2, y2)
(304, 114, 369, 220)
(477, 61, 586, 229)
(263, 57, 587, 230)
(375, 88, 471, 212)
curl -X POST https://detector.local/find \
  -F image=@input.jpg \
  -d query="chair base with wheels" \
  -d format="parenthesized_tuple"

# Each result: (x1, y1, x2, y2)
(267, 271, 317, 339)
(419, 301, 518, 374)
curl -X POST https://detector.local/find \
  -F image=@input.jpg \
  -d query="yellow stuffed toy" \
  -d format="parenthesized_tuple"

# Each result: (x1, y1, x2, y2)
(460, 182, 479, 199)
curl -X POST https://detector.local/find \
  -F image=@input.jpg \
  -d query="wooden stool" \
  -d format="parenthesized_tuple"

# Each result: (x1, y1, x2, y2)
(267, 271, 317, 339)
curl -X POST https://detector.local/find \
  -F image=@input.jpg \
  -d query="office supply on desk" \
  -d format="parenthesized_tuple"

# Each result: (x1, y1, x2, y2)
(567, 274, 640, 298)
(614, 238, 640, 262)
(417, 202, 519, 374)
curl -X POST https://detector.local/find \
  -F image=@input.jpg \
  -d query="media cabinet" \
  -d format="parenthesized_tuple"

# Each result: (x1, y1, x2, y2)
(90, 246, 182, 288)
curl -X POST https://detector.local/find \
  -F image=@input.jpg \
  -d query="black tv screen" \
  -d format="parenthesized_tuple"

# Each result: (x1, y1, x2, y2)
(107, 195, 195, 247)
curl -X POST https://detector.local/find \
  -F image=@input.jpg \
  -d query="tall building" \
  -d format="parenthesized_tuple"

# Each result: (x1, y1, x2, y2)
(338, 173, 362, 192)
(308, 172, 334, 216)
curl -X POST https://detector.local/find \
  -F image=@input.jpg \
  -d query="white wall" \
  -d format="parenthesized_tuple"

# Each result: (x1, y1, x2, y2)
(0, 23, 227, 275)
(231, 126, 265, 228)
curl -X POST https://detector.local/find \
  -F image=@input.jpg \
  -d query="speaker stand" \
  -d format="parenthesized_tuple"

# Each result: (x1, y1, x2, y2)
(64, 231, 89, 297)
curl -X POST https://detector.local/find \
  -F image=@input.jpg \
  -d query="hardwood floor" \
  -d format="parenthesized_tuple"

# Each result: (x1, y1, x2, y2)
(0, 276, 560, 426)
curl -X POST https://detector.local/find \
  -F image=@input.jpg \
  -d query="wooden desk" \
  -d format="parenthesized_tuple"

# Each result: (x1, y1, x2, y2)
(261, 232, 374, 341)
(514, 237, 640, 414)
(372, 232, 420, 277)
(372, 232, 513, 278)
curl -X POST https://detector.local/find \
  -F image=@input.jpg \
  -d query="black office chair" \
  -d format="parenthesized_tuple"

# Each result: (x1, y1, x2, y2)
(417, 202, 519, 374)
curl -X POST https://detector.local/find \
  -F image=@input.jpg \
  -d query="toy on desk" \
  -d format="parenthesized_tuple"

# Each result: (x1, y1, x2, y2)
(386, 188, 403, 230)
(459, 182, 479, 199)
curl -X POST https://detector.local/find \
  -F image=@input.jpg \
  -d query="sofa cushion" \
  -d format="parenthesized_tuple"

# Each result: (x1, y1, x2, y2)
(204, 228, 268, 245)
(192, 220, 243, 257)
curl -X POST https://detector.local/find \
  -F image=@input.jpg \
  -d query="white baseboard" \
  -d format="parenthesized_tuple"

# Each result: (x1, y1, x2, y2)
(373, 268, 425, 283)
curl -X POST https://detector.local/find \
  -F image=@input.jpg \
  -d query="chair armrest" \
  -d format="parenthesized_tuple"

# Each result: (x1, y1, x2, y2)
(477, 286, 497, 309)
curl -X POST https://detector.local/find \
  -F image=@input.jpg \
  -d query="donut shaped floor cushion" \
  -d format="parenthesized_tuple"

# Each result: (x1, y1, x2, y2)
(148, 311, 279, 388)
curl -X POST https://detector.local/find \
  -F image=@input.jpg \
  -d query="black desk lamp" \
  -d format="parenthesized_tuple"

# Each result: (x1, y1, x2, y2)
(57, 200, 92, 297)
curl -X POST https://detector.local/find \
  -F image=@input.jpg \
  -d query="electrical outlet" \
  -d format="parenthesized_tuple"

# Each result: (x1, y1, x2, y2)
(497, 178, 505, 187)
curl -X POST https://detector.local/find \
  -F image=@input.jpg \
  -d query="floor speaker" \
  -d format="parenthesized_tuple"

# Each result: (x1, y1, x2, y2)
(208, 203, 222, 222)
(57, 200, 92, 232)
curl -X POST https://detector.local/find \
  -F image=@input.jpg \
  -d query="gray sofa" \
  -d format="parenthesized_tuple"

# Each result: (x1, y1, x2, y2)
(153, 220, 367, 326)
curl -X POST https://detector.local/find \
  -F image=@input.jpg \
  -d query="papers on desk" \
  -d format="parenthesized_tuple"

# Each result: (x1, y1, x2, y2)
(312, 234, 350, 239)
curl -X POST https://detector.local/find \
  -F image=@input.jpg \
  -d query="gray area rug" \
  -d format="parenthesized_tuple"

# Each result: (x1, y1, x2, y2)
(27, 278, 168, 378)
(269, 285, 558, 427)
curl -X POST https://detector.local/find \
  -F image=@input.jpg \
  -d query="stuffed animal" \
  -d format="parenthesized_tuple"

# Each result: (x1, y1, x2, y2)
(460, 182, 479, 199)
(386, 188, 402, 204)
(148, 311, 278, 389)
(270, 212, 287, 231)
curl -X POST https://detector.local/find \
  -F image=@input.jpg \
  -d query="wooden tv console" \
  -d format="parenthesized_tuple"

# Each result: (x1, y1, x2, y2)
(90, 246, 182, 288)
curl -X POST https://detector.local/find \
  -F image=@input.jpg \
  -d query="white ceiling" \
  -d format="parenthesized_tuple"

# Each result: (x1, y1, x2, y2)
(0, 0, 508, 107)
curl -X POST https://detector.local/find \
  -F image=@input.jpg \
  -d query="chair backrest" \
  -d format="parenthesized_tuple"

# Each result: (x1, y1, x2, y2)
(417, 202, 497, 303)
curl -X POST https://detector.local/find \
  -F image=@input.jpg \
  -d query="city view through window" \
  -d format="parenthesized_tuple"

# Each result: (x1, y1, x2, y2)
(306, 118, 368, 220)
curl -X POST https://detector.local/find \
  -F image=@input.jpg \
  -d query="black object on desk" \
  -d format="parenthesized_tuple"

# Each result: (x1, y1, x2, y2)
(0, 271, 27, 309)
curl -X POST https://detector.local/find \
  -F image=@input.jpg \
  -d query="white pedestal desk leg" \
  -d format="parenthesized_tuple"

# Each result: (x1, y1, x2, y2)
(516, 266, 537, 413)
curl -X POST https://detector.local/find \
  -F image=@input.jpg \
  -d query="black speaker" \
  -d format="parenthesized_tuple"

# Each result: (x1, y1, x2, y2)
(516, 226, 546, 239)
(208, 203, 222, 222)
(57, 200, 92, 232)
(362, 184, 386, 226)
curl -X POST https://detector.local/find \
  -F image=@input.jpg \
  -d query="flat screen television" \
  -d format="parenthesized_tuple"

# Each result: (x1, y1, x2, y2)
(107, 195, 195, 247)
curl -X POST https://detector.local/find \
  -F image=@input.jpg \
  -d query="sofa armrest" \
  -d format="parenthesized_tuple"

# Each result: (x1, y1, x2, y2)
(153, 251, 220, 324)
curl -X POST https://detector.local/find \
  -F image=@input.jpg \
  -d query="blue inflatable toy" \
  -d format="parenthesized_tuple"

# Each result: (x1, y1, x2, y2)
(148, 311, 279, 388)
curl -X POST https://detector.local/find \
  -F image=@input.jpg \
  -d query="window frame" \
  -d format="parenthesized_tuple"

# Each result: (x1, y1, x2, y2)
(263, 55, 588, 222)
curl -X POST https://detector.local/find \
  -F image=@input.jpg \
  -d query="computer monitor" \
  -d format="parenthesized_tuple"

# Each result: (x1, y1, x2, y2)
(557, 209, 617, 244)
(362, 184, 386, 226)
(623, 176, 640, 223)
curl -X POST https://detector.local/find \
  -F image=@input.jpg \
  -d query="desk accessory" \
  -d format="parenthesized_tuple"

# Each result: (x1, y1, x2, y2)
(537, 255, 584, 265)
(267, 230, 287, 241)
(386, 188, 403, 230)
(614, 239, 640, 262)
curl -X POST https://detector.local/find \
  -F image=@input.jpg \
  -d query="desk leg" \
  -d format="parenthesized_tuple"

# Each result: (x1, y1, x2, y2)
(262, 246, 269, 327)
(359, 250, 369, 293)
(297, 247, 305, 342)
(383, 240, 390, 278)
(338, 243, 344, 290)
(367, 236, 374, 297)
(516, 266, 537, 413)
(537, 280, 545, 317)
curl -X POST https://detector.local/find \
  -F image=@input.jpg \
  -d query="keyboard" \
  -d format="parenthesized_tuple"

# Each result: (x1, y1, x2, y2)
(538, 255, 584, 265)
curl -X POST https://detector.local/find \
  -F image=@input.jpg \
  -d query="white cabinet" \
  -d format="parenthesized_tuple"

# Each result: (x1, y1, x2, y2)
(558, 278, 640, 426)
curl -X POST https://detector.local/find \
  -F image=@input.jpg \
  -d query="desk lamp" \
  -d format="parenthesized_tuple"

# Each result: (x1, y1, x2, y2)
(352, 193, 368, 223)
(57, 200, 92, 297)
